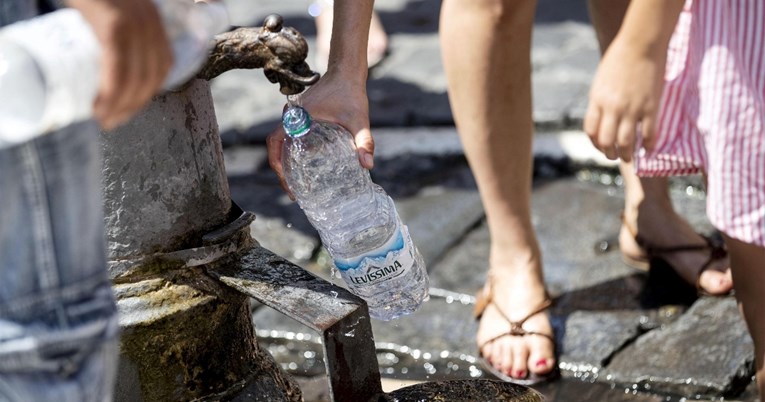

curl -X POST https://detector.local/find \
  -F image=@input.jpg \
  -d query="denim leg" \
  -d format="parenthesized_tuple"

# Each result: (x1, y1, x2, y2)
(0, 122, 119, 402)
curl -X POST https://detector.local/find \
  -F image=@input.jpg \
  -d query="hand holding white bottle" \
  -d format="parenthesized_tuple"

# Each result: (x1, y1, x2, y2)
(0, 0, 229, 148)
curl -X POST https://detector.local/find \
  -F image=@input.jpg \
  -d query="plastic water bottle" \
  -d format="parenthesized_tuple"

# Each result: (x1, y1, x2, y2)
(0, 0, 229, 148)
(281, 106, 430, 321)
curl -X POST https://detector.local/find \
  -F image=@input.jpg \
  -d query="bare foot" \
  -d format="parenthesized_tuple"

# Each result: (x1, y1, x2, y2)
(620, 207, 733, 295)
(314, 7, 389, 71)
(476, 259, 555, 381)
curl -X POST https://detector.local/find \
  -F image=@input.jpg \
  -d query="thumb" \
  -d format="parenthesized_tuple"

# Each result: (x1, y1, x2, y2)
(354, 127, 375, 169)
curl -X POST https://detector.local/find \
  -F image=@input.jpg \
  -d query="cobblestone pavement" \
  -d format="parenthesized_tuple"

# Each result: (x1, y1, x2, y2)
(215, 0, 757, 400)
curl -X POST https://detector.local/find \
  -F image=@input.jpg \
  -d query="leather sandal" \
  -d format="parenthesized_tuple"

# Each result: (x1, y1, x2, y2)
(474, 280, 559, 385)
(621, 215, 730, 296)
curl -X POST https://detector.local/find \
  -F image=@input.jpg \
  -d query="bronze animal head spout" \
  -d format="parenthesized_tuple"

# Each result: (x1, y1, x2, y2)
(198, 14, 321, 95)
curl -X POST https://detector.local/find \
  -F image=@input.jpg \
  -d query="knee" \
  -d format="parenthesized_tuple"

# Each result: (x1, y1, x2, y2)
(482, 0, 537, 28)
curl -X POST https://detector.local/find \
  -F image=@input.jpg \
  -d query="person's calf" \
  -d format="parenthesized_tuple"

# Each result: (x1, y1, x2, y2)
(724, 235, 765, 399)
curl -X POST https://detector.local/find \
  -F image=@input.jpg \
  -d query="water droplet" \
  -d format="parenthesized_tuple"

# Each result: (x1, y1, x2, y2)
(286, 223, 293, 228)
(287, 94, 302, 107)
(423, 363, 436, 375)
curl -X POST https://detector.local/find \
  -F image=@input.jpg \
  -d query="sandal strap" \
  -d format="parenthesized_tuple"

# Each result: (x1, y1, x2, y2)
(621, 212, 728, 267)
(484, 328, 555, 346)
(491, 298, 553, 330)
(475, 293, 554, 348)
(640, 235, 721, 255)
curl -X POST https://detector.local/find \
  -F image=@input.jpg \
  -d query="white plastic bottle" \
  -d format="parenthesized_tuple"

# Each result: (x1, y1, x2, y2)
(0, 0, 229, 148)
(281, 105, 430, 321)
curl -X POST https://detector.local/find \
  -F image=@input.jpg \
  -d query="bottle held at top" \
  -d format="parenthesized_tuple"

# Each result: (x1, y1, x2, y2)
(0, 0, 229, 147)
(281, 106, 430, 321)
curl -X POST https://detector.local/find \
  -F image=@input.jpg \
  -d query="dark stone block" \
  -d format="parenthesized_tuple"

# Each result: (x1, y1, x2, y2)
(602, 297, 754, 398)
(558, 311, 643, 372)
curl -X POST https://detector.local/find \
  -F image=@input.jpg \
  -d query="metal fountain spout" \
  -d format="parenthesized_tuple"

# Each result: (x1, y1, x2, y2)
(198, 14, 320, 95)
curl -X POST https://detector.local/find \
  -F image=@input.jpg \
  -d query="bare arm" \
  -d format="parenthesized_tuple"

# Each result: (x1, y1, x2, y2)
(583, 0, 684, 161)
(268, 0, 375, 198)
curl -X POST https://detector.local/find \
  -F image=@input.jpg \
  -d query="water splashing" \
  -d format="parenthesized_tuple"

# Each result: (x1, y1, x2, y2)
(287, 93, 302, 108)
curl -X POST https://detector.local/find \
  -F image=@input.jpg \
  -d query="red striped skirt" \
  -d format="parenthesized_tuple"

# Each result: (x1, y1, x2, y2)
(635, 0, 765, 246)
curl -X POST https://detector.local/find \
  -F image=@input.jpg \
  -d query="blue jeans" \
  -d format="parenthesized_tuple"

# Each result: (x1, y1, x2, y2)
(0, 123, 119, 402)
(0, 5, 119, 398)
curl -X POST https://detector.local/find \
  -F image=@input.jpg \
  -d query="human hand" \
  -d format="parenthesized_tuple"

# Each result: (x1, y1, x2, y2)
(583, 39, 667, 162)
(267, 71, 374, 200)
(67, 0, 172, 130)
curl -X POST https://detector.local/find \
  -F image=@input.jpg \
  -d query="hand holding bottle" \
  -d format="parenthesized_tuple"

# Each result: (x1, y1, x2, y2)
(68, 0, 172, 130)
(0, 0, 228, 146)
(267, 71, 375, 199)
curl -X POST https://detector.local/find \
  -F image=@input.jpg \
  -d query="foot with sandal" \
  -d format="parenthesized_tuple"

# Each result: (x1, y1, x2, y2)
(474, 252, 557, 384)
(618, 171, 733, 296)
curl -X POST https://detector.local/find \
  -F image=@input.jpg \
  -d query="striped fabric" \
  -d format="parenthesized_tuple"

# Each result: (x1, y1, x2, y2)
(635, 0, 765, 246)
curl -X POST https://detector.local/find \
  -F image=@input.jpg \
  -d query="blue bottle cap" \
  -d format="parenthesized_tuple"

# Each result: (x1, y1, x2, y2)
(282, 106, 312, 137)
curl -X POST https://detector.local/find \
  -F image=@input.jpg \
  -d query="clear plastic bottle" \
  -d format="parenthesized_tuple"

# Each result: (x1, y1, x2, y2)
(0, 0, 229, 148)
(281, 106, 430, 321)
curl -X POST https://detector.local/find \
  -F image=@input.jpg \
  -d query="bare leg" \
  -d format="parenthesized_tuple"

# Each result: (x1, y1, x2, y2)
(314, 3, 388, 71)
(440, 0, 554, 380)
(588, 0, 732, 295)
(724, 236, 765, 398)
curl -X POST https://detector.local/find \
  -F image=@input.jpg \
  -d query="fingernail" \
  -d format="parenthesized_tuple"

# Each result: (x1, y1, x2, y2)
(362, 153, 374, 169)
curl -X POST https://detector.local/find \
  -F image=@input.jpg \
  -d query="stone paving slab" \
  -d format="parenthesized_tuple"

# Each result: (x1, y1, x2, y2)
(602, 297, 754, 398)
(558, 311, 644, 372)
(395, 184, 484, 265)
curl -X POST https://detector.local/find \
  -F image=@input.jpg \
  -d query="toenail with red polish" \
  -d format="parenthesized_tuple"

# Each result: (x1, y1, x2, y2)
(515, 370, 526, 378)
(536, 359, 548, 368)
